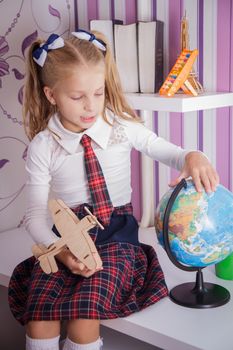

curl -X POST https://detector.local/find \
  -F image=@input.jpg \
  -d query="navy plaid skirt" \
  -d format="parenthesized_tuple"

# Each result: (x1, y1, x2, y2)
(8, 210, 168, 325)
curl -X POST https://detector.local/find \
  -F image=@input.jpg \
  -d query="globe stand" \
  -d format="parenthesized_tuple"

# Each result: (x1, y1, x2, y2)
(163, 179, 230, 308)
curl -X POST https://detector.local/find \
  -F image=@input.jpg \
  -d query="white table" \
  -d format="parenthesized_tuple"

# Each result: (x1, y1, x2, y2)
(101, 228, 233, 350)
(1, 227, 233, 350)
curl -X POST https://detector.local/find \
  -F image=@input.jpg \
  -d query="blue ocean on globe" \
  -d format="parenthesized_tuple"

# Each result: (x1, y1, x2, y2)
(155, 180, 233, 267)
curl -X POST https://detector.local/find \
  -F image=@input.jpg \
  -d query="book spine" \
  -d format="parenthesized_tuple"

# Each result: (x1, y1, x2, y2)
(114, 23, 139, 93)
(154, 21, 164, 92)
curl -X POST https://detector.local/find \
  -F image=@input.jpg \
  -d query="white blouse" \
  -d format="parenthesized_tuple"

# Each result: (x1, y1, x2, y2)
(25, 111, 189, 246)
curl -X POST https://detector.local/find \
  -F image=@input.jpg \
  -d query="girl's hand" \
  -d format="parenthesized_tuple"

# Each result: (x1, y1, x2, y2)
(56, 248, 103, 278)
(169, 151, 219, 193)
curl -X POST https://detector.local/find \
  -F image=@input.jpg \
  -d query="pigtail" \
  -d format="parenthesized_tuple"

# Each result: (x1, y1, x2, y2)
(93, 31, 140, 123)
(23, 40, 55, 140)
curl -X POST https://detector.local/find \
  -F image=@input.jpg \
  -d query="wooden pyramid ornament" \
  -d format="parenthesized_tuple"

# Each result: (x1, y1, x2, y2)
(180, 11, 204, 94)
(32, 199, 104, 274)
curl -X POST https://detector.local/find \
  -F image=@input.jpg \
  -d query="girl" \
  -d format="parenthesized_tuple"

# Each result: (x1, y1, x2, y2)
(8, 30, 219, 350)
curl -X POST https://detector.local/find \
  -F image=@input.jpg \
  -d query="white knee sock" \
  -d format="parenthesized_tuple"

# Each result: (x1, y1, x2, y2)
(63, 337, 103, 350)
(26, 334, 60, 350)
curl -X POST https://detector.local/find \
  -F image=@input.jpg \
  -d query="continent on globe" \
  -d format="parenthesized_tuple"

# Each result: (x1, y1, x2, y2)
(155, 180, 233, 267)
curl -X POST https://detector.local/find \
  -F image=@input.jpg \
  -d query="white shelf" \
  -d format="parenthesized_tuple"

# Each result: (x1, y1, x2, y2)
(126, 92, 233, 112)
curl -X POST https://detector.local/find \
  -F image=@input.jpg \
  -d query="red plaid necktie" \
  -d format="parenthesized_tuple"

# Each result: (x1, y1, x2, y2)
(80, 134, 114, 226)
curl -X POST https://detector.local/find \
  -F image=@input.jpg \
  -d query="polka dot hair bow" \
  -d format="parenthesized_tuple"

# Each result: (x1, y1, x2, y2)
(32, 33, 65, 67)
(71, 29, 106, 52)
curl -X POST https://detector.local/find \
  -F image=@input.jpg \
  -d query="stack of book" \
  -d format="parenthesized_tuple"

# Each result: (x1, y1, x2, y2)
(90, 20, 164, 93)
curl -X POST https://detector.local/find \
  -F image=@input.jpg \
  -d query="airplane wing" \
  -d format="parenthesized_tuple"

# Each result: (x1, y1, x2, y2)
(68, 227, 102, 270)
(48, 199, 102, 270)
(49, 199, 80, 234)
(32, 243, 60, 274)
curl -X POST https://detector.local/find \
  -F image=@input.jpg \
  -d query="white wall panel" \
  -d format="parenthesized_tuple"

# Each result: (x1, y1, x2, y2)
(113, 0, 125, 23)
(203, 0, 217, 167)
(76, 0, 88, 29)
(183, 0, 198, 151)
(137, 0, 152, 21)
(156, 0, 170, 198)
(98, 0, 111, 20)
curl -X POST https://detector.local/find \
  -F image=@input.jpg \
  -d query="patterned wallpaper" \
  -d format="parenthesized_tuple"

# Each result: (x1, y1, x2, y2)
(1, 0, 233, 233)
(0, 0, 74, 232)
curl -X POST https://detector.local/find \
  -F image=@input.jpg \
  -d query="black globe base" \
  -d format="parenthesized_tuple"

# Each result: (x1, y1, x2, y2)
(169, 269, 230, 308)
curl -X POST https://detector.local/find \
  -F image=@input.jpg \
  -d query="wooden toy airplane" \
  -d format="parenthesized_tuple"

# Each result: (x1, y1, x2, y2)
(32, 199, 104, 274)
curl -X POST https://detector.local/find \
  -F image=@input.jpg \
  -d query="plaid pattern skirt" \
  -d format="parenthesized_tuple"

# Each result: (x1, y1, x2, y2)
(8, 212, 168, 325)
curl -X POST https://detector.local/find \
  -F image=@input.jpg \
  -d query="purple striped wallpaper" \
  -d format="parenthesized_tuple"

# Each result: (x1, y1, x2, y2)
(87, 0, 99, 20)
(125, 0, 137, 24)
(0, 0, 232, 230)
(73, 0, 233, 219)
(110, 0, 115, 19)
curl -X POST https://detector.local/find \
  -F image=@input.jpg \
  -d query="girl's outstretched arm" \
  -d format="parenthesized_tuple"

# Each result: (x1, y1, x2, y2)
(169, 151, 219, 193)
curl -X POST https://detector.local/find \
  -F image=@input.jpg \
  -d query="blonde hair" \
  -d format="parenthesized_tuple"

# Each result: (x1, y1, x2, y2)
(23, 31, 139, 140)
(91, 31, 140, 123)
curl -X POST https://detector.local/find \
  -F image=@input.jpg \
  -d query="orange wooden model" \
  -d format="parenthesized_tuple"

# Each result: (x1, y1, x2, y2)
(159, 49, 198, 97)
(32, 199, 103, 274)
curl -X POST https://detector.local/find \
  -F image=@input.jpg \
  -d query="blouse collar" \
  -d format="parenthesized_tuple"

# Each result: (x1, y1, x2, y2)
(47, 112, 113, 154)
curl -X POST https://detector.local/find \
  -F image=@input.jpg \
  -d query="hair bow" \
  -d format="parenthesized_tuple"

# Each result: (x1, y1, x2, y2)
(71, 30, 106, 52)
(32, 34, 65, 67)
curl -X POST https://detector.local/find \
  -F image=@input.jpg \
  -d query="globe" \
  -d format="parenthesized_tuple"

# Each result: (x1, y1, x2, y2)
(155, 180, 233, 268)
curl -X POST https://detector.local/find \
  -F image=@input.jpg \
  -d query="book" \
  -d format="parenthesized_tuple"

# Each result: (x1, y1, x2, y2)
(114, 23, 139, 93)
(154, 20, 164, 92)
(138, 20, 164, 93)
(90, 19, 123, 57)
